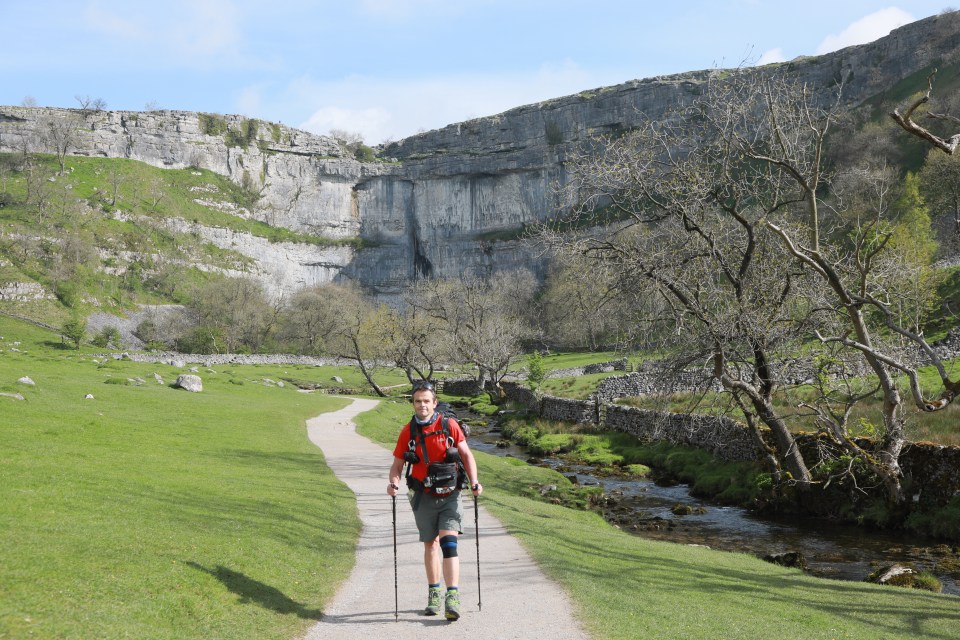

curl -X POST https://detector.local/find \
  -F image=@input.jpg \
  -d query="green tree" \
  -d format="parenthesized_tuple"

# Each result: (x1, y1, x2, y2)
(526, 351, 547, 393)
(62, 316, 86, 349)
(918, 149, 960, 245)
(886, 171, 941, 335)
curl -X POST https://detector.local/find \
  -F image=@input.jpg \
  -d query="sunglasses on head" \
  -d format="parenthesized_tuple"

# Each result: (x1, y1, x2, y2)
(412, 381, 434, 391)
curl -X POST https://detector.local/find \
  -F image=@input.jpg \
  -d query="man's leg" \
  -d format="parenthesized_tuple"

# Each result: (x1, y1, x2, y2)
(438, 529, 460, 587)
(423, 537, 442, 584)
(421, 539, 443, 615)
(438, 528, 461, 620)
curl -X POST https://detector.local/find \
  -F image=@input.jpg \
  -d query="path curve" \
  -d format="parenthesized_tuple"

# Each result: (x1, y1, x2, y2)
(302, 398, 590, 640)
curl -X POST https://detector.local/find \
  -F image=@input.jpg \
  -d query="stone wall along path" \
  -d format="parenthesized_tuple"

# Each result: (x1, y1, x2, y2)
(303, 398, 590, 640)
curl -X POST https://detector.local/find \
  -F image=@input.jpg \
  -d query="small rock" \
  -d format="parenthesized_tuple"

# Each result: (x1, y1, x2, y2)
(173, 374, 203, 393)
(17, 376, 35, 386)
(0, 392, 25, 401)
(867, 564, 914, 585)
(764, 551, 809, 570)
(84, 394, 94, 400)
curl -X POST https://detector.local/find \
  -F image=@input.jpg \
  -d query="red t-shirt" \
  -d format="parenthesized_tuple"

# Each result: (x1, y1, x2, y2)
(393, 414, 465, 489)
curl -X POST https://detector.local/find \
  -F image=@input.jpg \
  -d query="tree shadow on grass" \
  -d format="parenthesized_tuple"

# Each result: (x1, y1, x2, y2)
(186, 561, 324, 620)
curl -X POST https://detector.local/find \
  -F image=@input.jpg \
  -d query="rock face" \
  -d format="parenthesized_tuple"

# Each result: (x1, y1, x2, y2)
(2, 12, 958, 300)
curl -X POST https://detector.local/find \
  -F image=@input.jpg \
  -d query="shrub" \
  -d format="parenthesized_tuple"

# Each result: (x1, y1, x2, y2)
(61, 316, 86, 349)
(92, 326, 122, 349)
(354, 144, 376, 162)
(198, 113, 228, 136)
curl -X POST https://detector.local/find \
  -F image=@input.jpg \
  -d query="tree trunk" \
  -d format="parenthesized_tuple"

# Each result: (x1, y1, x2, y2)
(357, 358, 386, 397)
(753, 398, 812, 491)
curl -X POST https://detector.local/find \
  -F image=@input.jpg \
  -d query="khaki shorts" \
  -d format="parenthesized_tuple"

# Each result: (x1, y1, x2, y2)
(409, 490, 463, 542)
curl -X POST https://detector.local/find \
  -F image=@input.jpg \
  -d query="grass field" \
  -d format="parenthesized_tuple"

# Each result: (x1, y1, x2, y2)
(0, 316, 359, 639)
(3, 316, 958, 639)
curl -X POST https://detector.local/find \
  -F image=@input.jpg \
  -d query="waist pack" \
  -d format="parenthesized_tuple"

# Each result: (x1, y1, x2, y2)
(423, 462, 459, 495)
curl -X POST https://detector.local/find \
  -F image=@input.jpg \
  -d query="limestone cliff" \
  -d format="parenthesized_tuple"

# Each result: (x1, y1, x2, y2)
(1, 11, 957, 300)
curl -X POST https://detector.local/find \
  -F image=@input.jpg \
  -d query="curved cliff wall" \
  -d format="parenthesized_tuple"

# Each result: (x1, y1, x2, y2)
(2, 12, 958, 299)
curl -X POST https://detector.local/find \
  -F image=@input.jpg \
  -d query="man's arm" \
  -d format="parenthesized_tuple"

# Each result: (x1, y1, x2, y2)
(457, 440, 482, 496)
(387, 456, 404, 496)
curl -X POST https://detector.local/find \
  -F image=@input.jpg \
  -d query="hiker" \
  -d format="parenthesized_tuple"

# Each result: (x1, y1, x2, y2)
(387, 381, 482, 621)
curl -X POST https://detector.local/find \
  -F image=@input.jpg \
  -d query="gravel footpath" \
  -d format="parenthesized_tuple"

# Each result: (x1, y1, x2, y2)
(302, 398, 591, 640)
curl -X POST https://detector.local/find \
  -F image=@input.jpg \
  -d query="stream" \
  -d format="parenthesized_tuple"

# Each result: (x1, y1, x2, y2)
(466, 416, 960, 596)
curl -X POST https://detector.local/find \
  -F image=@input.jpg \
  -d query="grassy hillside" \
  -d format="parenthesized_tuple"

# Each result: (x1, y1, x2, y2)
(0, 152, 354, 327)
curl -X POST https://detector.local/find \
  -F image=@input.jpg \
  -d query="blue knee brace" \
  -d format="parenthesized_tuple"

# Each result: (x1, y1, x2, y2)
(439, 534, 458, 558)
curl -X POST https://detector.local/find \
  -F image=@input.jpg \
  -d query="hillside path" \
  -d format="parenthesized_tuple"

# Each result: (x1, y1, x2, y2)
(302, 398, 590, 640)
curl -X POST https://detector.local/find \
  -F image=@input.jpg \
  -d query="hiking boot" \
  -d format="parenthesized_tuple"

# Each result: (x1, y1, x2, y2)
(424, 586, 442, 616)
(444, 589, 461, 621)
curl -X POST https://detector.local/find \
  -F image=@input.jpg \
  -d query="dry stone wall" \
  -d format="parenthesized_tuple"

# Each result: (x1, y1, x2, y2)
(500, 376, 960, 504)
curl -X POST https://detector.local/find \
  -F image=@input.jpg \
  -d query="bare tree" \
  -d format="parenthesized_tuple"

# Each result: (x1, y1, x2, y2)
(891, 70, 960, 154)
(103, 165, 126, 207)
(382, 299, 447, 383)
(23, 158, 53, 222)
(323, 283, 391, 396)
(147, 177, 166, 211)
(539, 251, 635, 351)
(185, 277, 272, 353)
(279, 285, 342, 356)
(39, 114, 82, 175)
(552, 68, 953, 510)
(75, 95, 107, 117)
(416, 272, 535, 394)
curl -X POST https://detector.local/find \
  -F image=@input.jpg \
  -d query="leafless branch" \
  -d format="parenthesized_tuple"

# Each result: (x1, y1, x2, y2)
(890, 70, 960, 154)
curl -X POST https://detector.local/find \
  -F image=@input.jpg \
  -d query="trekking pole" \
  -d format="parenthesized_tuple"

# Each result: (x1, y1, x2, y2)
(392, 495, 398, 622)
(474, 494, 481, 611)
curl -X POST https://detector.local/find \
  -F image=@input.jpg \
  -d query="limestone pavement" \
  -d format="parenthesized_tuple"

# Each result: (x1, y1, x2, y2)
(302, 398, 590, 640)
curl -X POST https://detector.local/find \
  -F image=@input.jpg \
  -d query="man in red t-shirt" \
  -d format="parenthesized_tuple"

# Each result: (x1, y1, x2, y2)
(387, 382, 482, 621)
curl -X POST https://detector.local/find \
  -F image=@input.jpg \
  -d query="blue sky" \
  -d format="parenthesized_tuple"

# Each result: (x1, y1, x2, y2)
(0, 1, 952, 144)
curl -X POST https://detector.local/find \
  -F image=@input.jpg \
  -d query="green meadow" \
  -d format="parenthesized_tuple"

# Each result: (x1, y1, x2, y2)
(2, 315, 958, 639)
(0, 316, 356, 639)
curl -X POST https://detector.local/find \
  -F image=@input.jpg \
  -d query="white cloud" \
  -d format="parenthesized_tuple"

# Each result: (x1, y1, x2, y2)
(291, 60, 602, 144)
(170, 0, 243, 58)
(815, 7, 915, 54)
(301, 106, 394, 141)
(81, 0, 257, 70)
(756, 48, 786, 65)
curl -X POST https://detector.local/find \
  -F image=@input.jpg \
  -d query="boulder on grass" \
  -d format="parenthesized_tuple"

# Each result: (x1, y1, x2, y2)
(173, 374, 203, 393)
